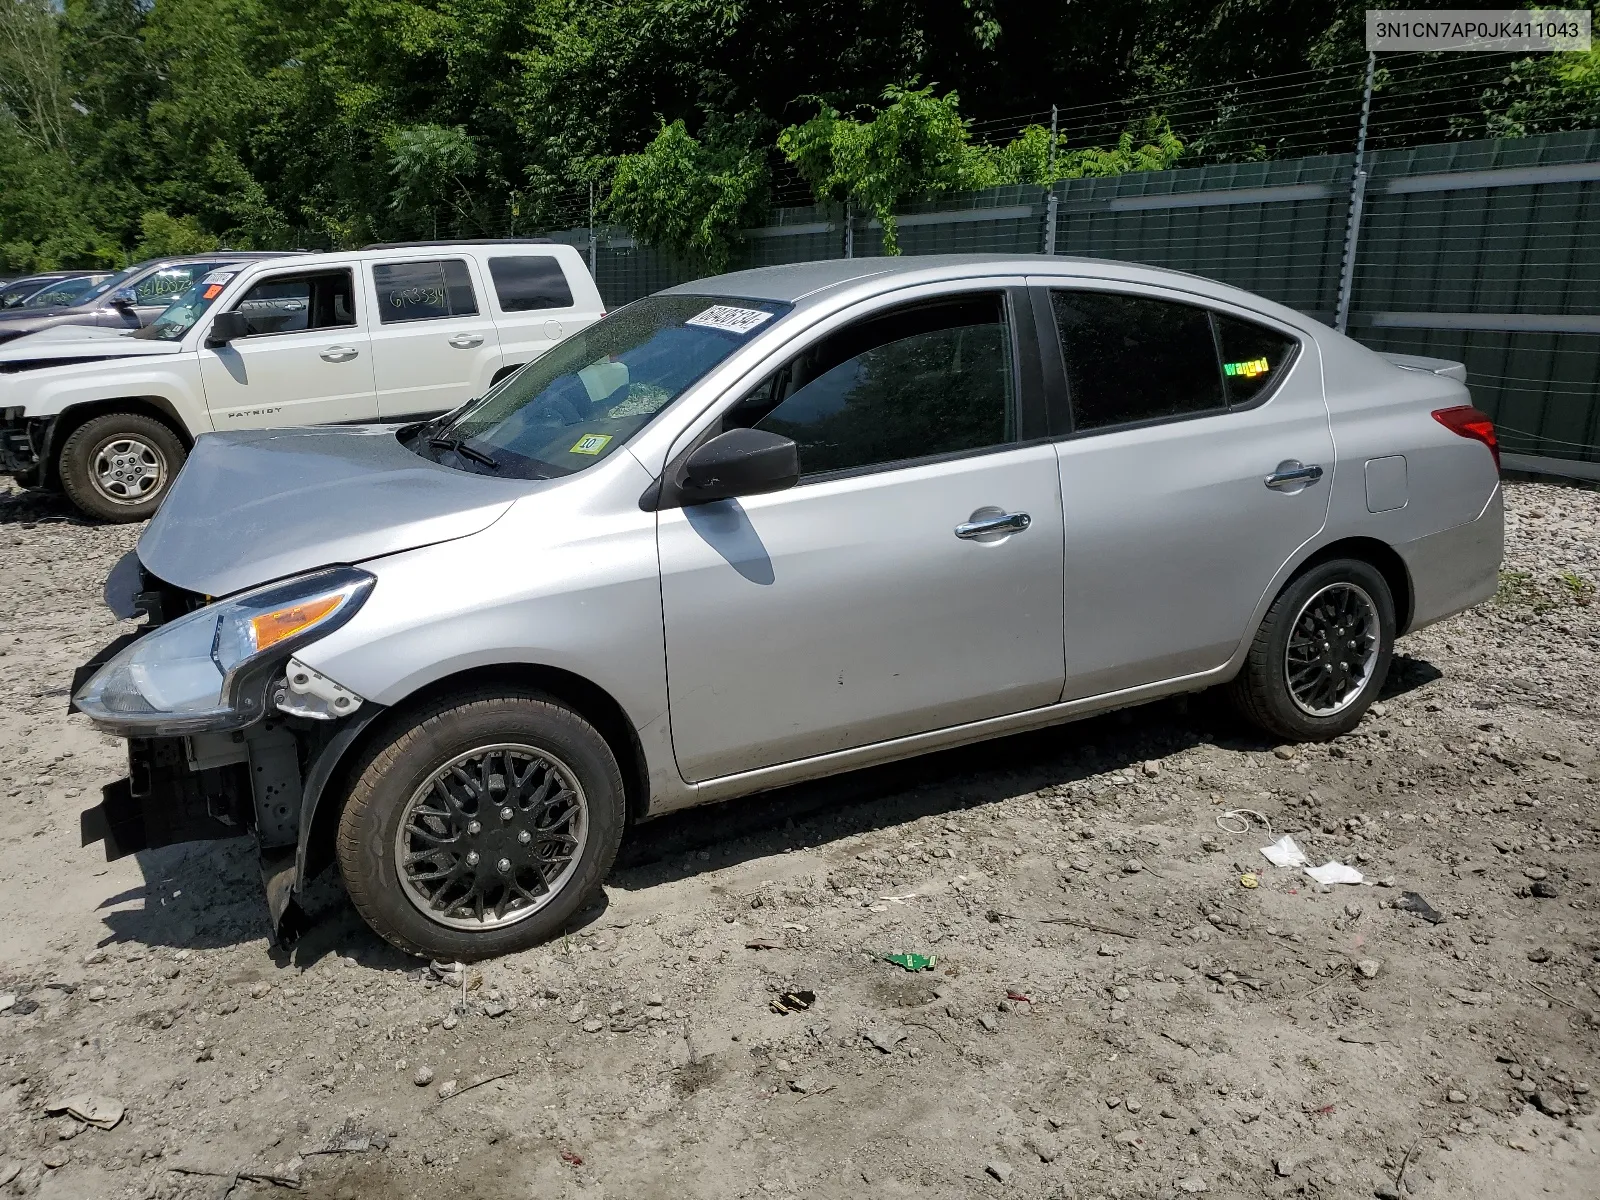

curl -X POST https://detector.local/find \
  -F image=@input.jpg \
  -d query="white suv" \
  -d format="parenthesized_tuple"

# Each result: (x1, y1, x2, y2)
(0, 240, 604, 520)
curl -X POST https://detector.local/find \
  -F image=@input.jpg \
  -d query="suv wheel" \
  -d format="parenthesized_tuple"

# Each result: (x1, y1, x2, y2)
(337, 691, 626, 961)
(58, 412, 186, 522)
(1229, 558, 1395, 742)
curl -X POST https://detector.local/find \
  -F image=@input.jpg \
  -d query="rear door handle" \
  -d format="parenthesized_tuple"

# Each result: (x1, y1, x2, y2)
(1264, 460, 1324, 490)
(449, 333, 484, 349)
(955, 511, 1031, 539)
(320, 346, 359, 363)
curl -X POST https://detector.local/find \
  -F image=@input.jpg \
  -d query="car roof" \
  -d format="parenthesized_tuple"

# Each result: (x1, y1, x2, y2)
(664, 253, 1320, 333)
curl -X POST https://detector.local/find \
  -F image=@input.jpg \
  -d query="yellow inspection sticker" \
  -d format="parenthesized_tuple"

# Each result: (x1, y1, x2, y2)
(569, 433, 613, 455)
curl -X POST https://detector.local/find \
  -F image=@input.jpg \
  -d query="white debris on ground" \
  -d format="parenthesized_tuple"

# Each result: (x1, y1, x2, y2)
(0, 478, 1595, 1199)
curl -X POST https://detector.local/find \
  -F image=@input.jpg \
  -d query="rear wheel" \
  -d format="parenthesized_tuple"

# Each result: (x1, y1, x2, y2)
(58, 411, 186, 522)
(336, 691, 625, 961)
(1229, 558, 1395, 742)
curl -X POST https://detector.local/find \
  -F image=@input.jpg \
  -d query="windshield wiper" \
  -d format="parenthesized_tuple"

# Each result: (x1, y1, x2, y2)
(429, 436, 500, 470)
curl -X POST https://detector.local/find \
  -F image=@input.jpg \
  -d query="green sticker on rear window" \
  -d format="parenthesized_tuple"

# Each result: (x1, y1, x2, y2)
(569, 433, 613, 455)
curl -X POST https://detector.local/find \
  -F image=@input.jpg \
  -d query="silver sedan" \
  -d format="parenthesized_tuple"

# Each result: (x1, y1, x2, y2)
(73, 255, 1503, 959)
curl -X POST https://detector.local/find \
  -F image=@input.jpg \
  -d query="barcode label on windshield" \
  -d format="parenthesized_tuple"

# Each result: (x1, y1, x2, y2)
(685, 305, 774, 335)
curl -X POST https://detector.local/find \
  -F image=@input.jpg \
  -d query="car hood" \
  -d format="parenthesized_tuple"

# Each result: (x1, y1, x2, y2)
(0, 324, 181, 362)
(138, 426, 530, 597)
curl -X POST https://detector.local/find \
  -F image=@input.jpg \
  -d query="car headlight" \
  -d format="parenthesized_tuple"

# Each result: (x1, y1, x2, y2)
(74, 566, 374, 735)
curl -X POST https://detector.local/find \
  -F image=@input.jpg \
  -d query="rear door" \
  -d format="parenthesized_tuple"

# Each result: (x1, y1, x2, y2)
(198, 263, 377, 428)
(366, 256, 501, 420)
(1034, 283, 1333, 700)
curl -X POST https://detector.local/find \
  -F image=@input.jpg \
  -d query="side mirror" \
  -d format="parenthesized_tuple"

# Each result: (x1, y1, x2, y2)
(206, 310, 248, 346)
(681, 428, 799, 503)
(109, 288, 137, 309)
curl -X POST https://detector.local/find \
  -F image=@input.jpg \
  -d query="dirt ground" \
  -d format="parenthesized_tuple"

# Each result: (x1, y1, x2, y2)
(0, 477, 1596, 1200)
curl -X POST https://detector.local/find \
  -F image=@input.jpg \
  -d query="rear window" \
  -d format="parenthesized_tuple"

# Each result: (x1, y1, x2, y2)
(489, 256, 574, 312)
(372, 259, 478, 323)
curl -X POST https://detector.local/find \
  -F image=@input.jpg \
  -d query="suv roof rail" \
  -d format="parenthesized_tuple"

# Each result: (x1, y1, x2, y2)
(359, 238, 557, 250)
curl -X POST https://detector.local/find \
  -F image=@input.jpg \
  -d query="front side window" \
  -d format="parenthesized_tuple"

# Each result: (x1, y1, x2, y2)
(20, 276, 100, 308)
(134, 263, 214, 306)
(488, 255, 574, 312)
(726, 295, 1016, 477)
(421, 294, 791, 479)
(230, 270, 356, 337)
(372, 259, 477, 323)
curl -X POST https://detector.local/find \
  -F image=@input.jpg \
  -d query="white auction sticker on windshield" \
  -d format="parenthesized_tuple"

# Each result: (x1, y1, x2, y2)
(685, 305, 774, 335)
(200, 269, 236, 285)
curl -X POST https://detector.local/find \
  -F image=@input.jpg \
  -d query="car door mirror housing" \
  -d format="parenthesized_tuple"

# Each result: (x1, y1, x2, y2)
(109, 288, 138, 309)
(680, 428, 799, 503)
(207, 310, 248, 346)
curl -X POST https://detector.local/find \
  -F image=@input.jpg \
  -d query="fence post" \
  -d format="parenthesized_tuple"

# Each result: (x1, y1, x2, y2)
(1335, 52, 1376, 333)
(587, 183, 598, 273)
(844, 201, 854, 259)
(1043, 105, 1060, 255)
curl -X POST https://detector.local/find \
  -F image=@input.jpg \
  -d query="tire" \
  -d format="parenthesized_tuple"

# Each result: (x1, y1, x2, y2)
(1229, 558, 1396, 743)
(337, 691, 625, 961)
(58, 411, 186, 523)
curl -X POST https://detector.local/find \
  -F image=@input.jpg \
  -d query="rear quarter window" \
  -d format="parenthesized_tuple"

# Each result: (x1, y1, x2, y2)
(489, 256, 575, 312)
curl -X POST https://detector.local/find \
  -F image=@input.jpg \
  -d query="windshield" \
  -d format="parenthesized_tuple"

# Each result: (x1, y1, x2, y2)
(74, 262, 145, 306)
(132, 268, 241, 341)
(17, 275, 100, 309)
(421, 293, 791, 479)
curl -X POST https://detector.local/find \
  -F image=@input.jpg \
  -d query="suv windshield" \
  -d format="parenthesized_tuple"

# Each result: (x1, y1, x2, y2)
(132, 267, 242, 341)
(18, 275, 99, 308)
(73, 263, 145, 307)
(418, 293, 791, 479)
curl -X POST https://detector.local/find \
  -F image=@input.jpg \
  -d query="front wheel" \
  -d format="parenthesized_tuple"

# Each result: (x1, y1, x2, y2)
(337, 691, 626, 960)
(58, 411, 186, 522)
(1229, 558, 1395, 742)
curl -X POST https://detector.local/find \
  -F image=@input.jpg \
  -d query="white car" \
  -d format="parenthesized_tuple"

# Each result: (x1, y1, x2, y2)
(0, 240, 603, 520)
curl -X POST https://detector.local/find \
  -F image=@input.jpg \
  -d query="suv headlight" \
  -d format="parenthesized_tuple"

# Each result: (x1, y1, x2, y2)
(74, 566, 374, 735)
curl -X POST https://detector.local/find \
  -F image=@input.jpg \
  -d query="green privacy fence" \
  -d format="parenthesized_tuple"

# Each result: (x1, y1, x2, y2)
(545, 128, 1600, 475)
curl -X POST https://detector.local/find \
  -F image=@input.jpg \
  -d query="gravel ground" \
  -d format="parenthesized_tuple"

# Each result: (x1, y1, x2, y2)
(0, 478, 1596, 1200)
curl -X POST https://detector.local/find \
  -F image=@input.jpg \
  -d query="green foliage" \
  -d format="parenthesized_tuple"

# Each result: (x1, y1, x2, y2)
(779, 84, 984, 253)
(781, 86, 1184, 251)
(385, 124, 481, 237)
(130, 210, 219, 260)
(607, 118, 767, 270)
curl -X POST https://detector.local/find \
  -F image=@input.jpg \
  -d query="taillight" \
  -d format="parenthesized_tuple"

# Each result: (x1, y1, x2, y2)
(1432, 405, 1499, 473)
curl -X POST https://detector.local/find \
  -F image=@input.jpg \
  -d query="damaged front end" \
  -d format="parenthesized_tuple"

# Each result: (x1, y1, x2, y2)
(73, 554, 379, 945)
(0, 407, 50, 489)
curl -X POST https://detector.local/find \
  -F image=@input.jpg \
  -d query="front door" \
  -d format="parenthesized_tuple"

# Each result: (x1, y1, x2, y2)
(198, 265, 377, 428)
(366, 257, 502, 420)
(1037, 283, 1334, 700)
(658, 288, 1066, 782)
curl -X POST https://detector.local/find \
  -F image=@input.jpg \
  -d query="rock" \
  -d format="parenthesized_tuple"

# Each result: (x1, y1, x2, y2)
(441, 1014, 458, 1030)
(437, 1080, 459, 1099)
(41, 1149, 68, 1170)
(1447, 1090, 1467, 1103)
(1141, 761, 1161, 777)
(0, 1161, 19, 1187)
(1523, 866, 1548, 880)
(1531, 1091, 1570, 1117)
(1531, 881, 1560, 899)
(482, 999, 508, 1018)
(1273, 1158, 1294, 1178)
(581, 1019, 604, 1033)
(0, 993, 13, 1013)
(412, 1066, 434, 1087)
(1177, 1176, 1209, 1193)
(44, 1094, 123, 1130)
(250, 982, 271, 999)
(1123, 858, 1144, 874)
(1125, 1098, 1143, 1114)
(1375, 1184, 1403, 1200)
(788, 1079, 816, 1094)
(1527, 947, 1552, 963)
(1355, 959, 1381, 979)
(985, 1160, 1013, 1183)
(87, 986, 106, 1002)
(863, 1026, 907, 1053)
(978, 1014, 997, 1033)
(1273, 746, 1296, 760)
(1070, 858, 1092, 872)
(1025, 1132, 1061, 1162)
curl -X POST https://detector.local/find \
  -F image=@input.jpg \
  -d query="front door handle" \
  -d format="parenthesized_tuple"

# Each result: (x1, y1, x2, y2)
(320, 346, 359, 363)
(955, 511, 1032, 539)
(449, 333, 484, 349)
(1264, 460, 1324, 490)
